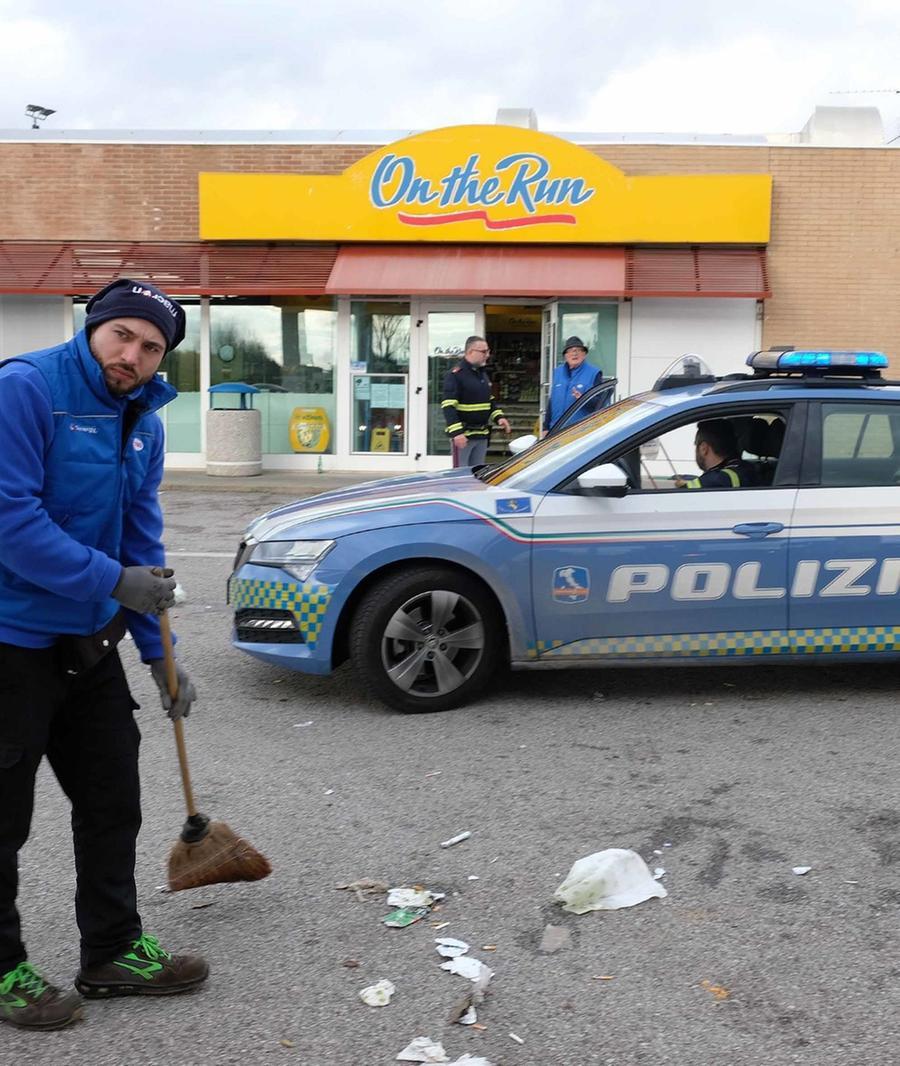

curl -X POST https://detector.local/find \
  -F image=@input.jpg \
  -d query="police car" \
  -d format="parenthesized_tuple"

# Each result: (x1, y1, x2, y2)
(229, 350, 900, 712)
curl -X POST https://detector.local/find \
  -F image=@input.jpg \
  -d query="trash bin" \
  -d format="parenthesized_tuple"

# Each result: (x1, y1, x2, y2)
(206, 383, 262, 477)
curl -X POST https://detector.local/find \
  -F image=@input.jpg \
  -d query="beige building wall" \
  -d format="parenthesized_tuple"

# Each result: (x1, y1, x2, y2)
(1, 140, 897, 367)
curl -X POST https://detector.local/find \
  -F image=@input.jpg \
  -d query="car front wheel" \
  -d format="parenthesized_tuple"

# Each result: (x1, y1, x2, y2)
(350, 567, 504, 713)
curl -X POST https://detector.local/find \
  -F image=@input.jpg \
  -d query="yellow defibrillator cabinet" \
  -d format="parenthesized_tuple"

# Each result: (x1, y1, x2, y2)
(289, 407, 331, 453)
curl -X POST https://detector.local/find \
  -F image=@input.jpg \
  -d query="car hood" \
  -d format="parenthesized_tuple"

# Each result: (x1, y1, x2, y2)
(246, 467, 506, 541)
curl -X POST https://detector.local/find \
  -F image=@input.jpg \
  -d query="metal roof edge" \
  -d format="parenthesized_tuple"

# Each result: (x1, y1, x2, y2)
(0, 128, 895, 149)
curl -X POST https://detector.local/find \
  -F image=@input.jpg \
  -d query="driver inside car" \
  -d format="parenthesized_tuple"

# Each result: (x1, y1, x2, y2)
(675, 419, 758, 489)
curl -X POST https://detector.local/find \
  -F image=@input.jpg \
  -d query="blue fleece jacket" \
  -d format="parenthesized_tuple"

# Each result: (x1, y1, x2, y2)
(544, 360, 604, 431)
(0, 330, 176, 661)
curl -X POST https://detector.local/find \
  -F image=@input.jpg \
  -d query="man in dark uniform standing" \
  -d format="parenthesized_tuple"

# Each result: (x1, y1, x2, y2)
(441, 335, 510, 467)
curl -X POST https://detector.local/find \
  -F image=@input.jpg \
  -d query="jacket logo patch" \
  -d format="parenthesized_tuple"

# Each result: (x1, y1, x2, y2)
(496, 497, 531, 515)
(553, 566, 590, 604)
(69, 422, 98, 434)
(132, 437, 145, 452)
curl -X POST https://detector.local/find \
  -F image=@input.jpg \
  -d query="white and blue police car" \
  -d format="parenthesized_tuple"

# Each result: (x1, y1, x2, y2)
(229, 350, 900, 712)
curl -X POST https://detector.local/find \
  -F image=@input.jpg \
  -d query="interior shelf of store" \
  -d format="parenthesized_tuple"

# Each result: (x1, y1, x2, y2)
(487, 400, 540, 455)
(485, 321, 541, 453)
(491, 363, 540, 404)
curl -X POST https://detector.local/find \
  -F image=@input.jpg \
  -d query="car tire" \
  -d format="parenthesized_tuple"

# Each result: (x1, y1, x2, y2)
(350, 566, 505, 713)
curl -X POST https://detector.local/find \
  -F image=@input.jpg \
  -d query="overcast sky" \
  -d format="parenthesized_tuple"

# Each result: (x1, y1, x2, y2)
(1, 0, 898, 137)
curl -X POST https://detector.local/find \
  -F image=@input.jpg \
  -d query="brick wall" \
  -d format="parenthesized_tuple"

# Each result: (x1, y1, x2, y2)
(0, 143, 367, 240)
(1, 139, 897, 366)
(592, 145, 900, 366)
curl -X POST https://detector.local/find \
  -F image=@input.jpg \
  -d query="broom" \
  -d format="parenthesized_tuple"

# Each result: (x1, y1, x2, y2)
(159, 610, 272, 892)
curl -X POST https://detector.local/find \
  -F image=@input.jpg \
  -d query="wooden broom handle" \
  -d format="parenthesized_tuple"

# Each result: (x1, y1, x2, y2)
(159, 610, 198, 817)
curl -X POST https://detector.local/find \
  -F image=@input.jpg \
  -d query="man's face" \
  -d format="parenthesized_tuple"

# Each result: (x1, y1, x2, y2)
(694, 435, 714, 471)
(466, 342, 490, 367)
(564, 346, 587, 370)
(89, 318, 167, 396)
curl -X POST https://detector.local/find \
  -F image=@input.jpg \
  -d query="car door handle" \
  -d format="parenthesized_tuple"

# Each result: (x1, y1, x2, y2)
(732, 522, 784, 538)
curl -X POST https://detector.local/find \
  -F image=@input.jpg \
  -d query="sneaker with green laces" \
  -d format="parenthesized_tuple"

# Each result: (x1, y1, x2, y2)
(75, 934, 209, 998)
(0, 962, 83, 1030)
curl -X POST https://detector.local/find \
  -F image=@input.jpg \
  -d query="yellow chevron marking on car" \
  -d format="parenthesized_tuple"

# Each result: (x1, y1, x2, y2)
(534, 625, 900, 658)
(230, 577, 332, 648)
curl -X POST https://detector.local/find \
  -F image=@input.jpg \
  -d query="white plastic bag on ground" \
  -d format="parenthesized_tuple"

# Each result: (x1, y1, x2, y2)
(387, 886, 444, 907)
(358, 978, 395, 1006)
(435, 937, 470, 958)
(396, 1036, 449, 1062)
(440, 956, 494, 984)
(554, 848, 668, 914)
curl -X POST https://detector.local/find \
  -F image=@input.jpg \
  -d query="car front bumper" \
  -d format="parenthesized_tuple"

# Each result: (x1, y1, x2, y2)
(228, 565, 336, 674)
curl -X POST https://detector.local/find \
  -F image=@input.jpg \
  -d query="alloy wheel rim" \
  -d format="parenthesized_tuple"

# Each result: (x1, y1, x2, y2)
(380, 589, 485, 697)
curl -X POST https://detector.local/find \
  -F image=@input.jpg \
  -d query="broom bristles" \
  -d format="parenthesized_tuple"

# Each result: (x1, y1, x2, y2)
(168, 821, 272, 892)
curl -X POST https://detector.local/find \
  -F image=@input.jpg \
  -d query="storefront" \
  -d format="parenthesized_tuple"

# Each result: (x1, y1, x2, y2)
(1, 116, 895, 472)
(191, 124, 768, 470)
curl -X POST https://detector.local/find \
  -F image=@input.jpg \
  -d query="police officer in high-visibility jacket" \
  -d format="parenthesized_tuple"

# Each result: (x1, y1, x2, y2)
(676, 419, 757, 489)
(441, 336, 510, 467)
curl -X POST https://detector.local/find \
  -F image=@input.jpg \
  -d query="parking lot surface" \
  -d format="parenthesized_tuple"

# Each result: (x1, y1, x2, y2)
(8, 483, 898, 1065)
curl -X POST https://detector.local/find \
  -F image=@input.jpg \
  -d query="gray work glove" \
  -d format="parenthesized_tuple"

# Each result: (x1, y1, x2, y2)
(112, 566, 176, 615)
(148, 660, 197, 720)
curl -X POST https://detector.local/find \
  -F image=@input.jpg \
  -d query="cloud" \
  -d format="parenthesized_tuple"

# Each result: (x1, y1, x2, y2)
(0, 16, 71, 118)
(546, 29, 900, 134)
(0, 0, 897, 135)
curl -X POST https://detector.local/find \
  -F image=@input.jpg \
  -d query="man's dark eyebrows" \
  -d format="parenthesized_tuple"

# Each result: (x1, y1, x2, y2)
(115, 323, 161, 349)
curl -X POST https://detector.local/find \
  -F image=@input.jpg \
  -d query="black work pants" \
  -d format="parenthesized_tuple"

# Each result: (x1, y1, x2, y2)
(0, 643, 142, 973)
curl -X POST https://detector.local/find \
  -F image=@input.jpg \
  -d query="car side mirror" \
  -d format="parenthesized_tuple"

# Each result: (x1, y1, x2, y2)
(577, 463, 629, 496)
(508, 434, 537, 455)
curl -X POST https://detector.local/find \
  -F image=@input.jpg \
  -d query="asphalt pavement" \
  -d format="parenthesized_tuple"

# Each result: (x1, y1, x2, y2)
(7, 481, 899, 1065)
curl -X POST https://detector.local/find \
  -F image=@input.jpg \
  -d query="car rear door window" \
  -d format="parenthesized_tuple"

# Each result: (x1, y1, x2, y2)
(820, 403, 900, 487)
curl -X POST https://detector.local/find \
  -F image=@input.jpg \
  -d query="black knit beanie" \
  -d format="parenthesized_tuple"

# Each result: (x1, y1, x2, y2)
(84, 278, 186, 352)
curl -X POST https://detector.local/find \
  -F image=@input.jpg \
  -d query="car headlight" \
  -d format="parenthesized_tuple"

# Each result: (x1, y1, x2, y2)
(248, 540, 334, 581)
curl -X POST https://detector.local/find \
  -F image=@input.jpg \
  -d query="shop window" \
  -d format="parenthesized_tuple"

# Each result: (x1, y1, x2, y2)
(210, 297, 337, 455)
(352, 374, 407, 454)
(74, 298, 202, 454)
(350, 302, 410, 454)
(350, 301, 410, 373)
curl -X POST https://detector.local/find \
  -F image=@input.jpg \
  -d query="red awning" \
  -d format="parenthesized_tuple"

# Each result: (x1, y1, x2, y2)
(326, 244, 769, 298)
(326, 244, 627, 297)
(0, 241, 769, 299)
(0, 242, 338, 295)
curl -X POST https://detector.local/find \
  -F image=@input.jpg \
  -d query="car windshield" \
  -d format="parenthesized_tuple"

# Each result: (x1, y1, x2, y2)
(482, 394, 660, 486)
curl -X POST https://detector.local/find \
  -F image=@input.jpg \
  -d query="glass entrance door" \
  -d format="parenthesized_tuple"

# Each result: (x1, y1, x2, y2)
(419, 304, 484, 461)
(349, 301, 411, 455)
(556, 303, 618, 382)
(540, 301, 619, 433)
(540, 301, 559, 435)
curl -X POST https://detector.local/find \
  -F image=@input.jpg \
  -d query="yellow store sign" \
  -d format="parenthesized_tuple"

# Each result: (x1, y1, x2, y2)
(200, 125, 771, 244)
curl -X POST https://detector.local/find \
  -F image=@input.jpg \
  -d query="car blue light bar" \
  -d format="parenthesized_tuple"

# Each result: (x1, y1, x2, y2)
(747, 350, 888, 372)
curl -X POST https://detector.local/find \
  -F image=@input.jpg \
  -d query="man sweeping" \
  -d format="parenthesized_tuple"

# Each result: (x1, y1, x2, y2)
(0, 279, 208, 1031)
